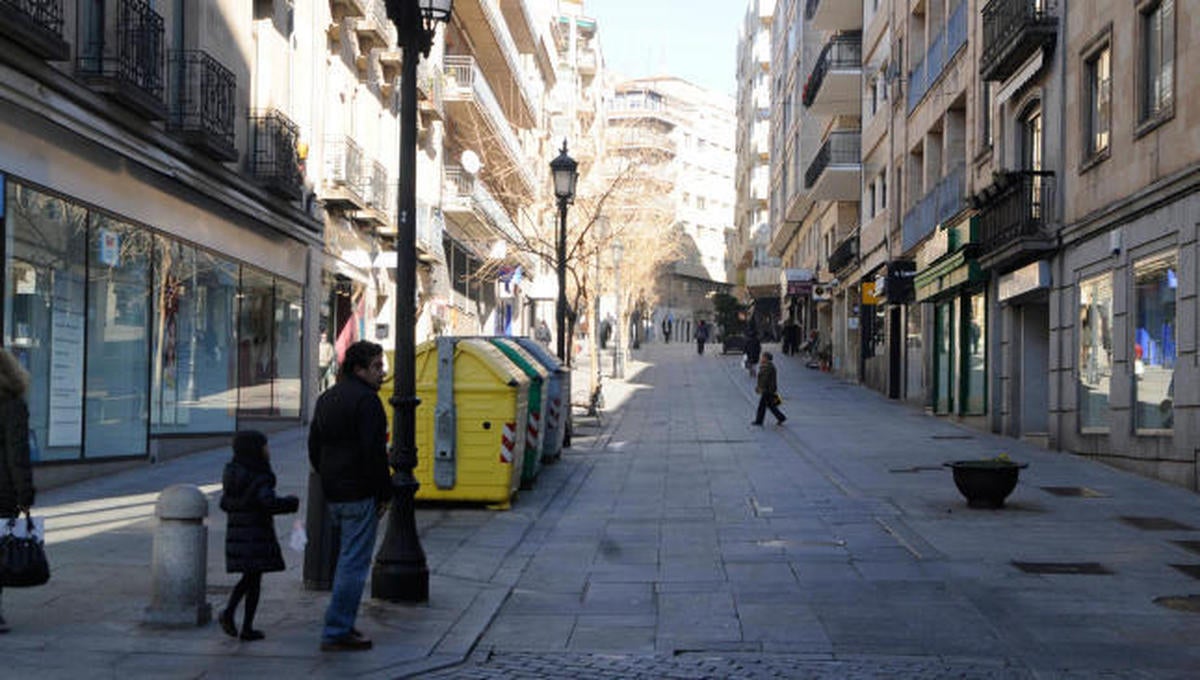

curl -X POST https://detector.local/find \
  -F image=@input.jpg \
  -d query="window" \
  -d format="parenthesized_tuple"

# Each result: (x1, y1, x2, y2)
(1133, 252, 1176, 431)
(1139, 0, 1174, 123)
(1078, 272, 1113, 430)
(1083, 42, 1111, 159)
(867, 184, 877, 218)
(963, 291, 987, 414)
(979, 82, 993, 150)
(880, 171, 888, 209)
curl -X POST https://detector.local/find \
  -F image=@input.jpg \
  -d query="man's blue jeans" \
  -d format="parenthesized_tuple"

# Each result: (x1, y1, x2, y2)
(322, 497, 379, 641)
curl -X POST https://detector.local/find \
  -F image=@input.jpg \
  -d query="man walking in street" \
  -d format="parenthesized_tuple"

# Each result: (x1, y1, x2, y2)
(695, 320, 709, 355)
(752, 351, 787, 426)
(308, 340, 392, 652)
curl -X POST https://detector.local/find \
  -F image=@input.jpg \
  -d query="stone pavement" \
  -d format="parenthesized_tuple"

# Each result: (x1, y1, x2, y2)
(3, 341, 1200, 678)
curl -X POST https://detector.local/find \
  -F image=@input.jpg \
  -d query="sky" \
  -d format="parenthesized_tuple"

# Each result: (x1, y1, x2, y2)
(584, 0, 748, 97)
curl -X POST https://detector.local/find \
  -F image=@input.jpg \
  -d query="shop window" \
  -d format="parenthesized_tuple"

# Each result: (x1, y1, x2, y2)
(274, 278, 303, 418)
(1078, 272, 1113, 430)
(85, 214, 152, 458)
(3, 183, 87, 461)
(934, 300, 954, 414)
(905, 304, 924, 400)
(1133, 252, 1176, 431)
(963, 292, 987, 414)
(151, 237, 238, 435)
(237, 266, 276, 416)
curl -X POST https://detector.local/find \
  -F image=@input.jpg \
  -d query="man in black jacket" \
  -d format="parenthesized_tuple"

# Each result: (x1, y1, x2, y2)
(308, 340, 391, 652)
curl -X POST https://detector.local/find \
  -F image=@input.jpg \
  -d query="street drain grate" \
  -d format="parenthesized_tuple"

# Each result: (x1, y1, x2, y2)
(1040, 486, 1107, 498)
(1154, 595, 1200, 612)
(1121, 516, 1196, 531)
(1170, 564, 1200, 579)
(1011, 561, 1113, 575)
(1171, 540, 1200, 556)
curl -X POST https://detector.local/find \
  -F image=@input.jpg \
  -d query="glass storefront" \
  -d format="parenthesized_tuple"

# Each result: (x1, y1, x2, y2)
(2, 177, 304, 463)
(1078, 272, 1113, 430)
(1133, 251, 1176, 430)
(963, 291, 986, 414)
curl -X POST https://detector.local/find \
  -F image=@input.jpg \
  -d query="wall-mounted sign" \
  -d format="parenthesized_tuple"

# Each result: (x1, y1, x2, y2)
(998, 260, 1051, 302)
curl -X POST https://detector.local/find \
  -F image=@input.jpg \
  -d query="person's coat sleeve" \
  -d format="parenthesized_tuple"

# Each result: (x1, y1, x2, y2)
(4, 399, 35, 508)
(357, 393, 392, 504)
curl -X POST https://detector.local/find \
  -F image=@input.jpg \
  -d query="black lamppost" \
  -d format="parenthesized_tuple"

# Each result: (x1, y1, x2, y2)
(372, 0, 453, 604)
(611, 238, 624, 379)
(549, 142, 578, 362)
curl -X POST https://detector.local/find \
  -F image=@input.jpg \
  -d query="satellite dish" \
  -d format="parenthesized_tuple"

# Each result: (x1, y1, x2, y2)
(461, 150, 481, 175)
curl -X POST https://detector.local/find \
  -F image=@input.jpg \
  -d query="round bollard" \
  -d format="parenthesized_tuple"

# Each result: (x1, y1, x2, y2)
(144, 484, 212, 627)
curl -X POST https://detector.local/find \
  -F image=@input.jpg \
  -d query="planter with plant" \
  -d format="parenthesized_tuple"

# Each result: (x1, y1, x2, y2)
(944, 454, 1028, 509)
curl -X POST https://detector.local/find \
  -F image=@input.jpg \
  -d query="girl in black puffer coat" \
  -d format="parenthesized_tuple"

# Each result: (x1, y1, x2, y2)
(218, 431, 299, 642)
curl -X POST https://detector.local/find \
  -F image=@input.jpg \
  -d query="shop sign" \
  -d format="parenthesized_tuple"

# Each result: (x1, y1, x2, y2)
(916, 227, 950, 270)
(861, 281, 883, 305)
(998, 260, 1050, 302)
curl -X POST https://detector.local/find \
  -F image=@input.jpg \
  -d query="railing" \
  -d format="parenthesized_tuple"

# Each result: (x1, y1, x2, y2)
(442, 55, 534, 191)
(443, 167, 520, 244)
(805, 130, 861, 189)
(76, 0, 165, 107)
(475, 0, 539, 122)
(827, 234, 859, 273)
(1, 0, 68, 59)
(250, 110, 303, 200)
(901, 165, 965, 252)
(364, 159, 388, 210)
(324, 135, 364, 193)
(907, 0, 967, 112)
(168, 50, 236, 159)
(978, 171, 1056, 254)
(416, 198, 444, 253)
(982, 0, 1055, 78)
(802, 32, 861, 108)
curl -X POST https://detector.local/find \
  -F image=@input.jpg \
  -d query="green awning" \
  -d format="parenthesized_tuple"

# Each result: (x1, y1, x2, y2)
(915, 251, 983, 302)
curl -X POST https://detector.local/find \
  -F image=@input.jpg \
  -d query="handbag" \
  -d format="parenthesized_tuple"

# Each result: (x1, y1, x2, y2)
(0, 512, 51, 587)
(771, 393, 783, 407)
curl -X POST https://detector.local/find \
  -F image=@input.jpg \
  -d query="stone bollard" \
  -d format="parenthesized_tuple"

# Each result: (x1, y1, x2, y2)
(144, 484, 212, 627)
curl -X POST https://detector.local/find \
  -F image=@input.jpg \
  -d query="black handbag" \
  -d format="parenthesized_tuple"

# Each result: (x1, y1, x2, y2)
(0, 512, 51, 587)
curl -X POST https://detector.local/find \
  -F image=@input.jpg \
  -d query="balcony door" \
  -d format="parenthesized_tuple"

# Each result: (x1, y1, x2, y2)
(1019, 103, 1044, 220)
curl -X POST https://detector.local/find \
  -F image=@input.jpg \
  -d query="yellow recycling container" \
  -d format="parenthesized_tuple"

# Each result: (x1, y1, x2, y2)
(411, 337, 530, 509)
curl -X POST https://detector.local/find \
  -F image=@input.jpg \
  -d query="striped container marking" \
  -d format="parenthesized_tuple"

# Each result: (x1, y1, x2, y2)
(500, 421, 517, 464)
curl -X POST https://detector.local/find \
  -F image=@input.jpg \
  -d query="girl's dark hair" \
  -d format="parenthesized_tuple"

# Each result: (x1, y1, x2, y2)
(233, 430, 268, 457)
(341, 340, 384, 378)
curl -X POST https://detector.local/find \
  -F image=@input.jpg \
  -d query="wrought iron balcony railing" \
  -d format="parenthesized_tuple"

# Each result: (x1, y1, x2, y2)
(827, 234, 859, 273)
(1, 0, 69, 60)
(802, 32, 861, 108)
(76, 0, 166, 119)
(167, 50, 236, 161)
(977, 170, 1056, 255)
(324, 135, 365, 200)
(250, 110, 303, 201)
(980, 0, 1057, 82)
(805, 130, 861, 190)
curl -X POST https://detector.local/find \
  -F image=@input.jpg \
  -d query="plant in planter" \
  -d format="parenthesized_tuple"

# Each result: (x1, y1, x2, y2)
(944, 454, 1028, 509)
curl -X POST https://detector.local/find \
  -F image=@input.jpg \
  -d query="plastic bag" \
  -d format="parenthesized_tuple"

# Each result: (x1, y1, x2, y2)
(288, 518, 307, 553)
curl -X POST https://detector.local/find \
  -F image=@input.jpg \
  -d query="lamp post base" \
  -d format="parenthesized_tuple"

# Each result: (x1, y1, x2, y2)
(370, 472, 429, 603)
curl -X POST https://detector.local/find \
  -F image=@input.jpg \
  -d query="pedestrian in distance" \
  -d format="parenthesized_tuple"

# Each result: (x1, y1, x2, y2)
(308, 340, 392, 652)
(695, 320, 710, 355)
(743, 328, 762, 378)
(0, 347, 35, 634)
(662, 318, 671, 344)
(218, 430, 299, 642)
(752, 351, 787, 426)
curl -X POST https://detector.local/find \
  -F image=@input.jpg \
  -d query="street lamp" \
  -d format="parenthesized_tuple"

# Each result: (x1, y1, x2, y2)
(372, 0, 453, 604)
(611, 238, 624, 379)
(549, 141, 578, 362)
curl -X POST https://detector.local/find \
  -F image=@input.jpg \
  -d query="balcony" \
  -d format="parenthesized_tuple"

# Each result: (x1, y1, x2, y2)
(415, 198, 445, 262)
(907, 0, 968, 112)
(980, 0, 1057, 82)
(322, 135, 366, 209)
(802, 32, 861, 116)
(417, 59, 445, 120)
(607, 126, 677, 160)
(329, 0, 366, 20)
(578, 46, 597, 76)
(353, 0, 391, 52)
(499, 0, 538, 52)
(901, 165, 965, 252)
(745, 265, 781, 290)
(804, 130, 861, 201)
(828, 234, 859, 274)
(975, 170, 1057, 268)
(354, 159, 391, 227)
(442, 55, 536, 199)
(250, 110, 303, 201)
(453, 0, 538, 128)
(805, 0, 863, 32)
(167, 51, 237, 162)
(443, 166, 521, 247)
(76, 0, 166, 120)
(0, 0, 70, 61)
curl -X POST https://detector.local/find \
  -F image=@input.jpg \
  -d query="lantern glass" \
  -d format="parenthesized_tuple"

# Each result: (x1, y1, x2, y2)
(420, 0, 454, 22)
(550, 148, 578, 200)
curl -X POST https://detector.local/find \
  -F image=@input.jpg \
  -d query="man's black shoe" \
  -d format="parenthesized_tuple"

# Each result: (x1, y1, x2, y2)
(750, 421, 763, 426)
(777, 416, 787, 425)
(321, 635, 373, 652)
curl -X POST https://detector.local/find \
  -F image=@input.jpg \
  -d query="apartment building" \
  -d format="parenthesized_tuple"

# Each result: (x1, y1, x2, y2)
(606, 76, 735, 342)
(734, 0, 779, 337)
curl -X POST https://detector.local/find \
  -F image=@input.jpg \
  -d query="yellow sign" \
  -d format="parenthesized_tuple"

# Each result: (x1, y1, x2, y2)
(861, 281, 883, 305)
